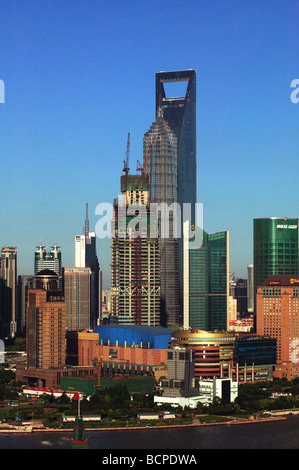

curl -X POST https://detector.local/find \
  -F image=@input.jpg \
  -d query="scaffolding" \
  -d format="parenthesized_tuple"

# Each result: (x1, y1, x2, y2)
(111, 174, 161, 326)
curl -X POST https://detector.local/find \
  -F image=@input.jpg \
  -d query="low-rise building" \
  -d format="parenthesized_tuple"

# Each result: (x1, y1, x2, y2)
(172, 328, 276, 383)
(16, 364, 97, 388)
(66, 330, 99, 366)
(159, 348, 199, 398)
(198, 378, 238, 404)
(22, 387, 85, 400)
(154, 395, 209, 408)
(63, 415, 102, 423)
(137, 412, 160, 420)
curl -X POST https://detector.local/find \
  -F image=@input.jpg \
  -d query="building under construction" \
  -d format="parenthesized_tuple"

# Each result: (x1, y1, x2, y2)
(111, 167, 161, 326)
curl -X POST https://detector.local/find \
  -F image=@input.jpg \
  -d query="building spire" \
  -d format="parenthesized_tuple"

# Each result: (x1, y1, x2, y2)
(84, 202, 89, 237)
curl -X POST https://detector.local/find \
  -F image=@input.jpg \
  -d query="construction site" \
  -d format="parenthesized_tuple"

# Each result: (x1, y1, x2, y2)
(111, 133, 161, 326)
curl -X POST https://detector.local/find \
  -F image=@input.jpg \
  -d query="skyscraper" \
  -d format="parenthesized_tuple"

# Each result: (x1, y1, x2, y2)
(64, 267, 91, 331)
(75, 235, 86, 267)
(247, 264, 254, 313)
(0, 278, 11, 338)
(143, 114, 179, 326)
(208, 231, 230, 331)
(111, 174, 160, 325)
(233, 278, 248, 318)
(34, 242, 62, 286)
(155, 70, 197, 210)
(256, 275, 299, 380)
(75, 203, 101, 328)
(183, 222, 229, 331)
(17, 274, 34, 333)
(26, 269, 65, 369)
(155, 70, 197, 322)
(253, 218, 299, 315)
(0, 246, 17, 336)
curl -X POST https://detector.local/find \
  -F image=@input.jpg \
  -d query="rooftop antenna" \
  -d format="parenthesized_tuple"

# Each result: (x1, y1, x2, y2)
(84, 203, 89, 237)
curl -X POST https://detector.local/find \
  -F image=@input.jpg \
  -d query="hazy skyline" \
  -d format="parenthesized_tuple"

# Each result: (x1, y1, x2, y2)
(0, 0, 298, 289)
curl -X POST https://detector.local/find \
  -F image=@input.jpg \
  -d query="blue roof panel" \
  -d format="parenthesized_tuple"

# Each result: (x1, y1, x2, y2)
(95, 325, 173, 349)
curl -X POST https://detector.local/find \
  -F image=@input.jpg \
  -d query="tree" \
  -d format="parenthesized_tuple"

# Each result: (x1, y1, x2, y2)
(58, 392, 70, 405)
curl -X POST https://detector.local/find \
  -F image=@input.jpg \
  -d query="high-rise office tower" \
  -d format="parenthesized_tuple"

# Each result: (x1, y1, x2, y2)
(74, 203, 101, 328)
(34, 242, 62, 286)
(155, 70, 197, 322)
(256, 275, 299, 380)
(0, 278, 11, 338)
(64, 267, 91, 331)
(0, 246, 17, 336)
(75, 235, 86, 267)
(26, 269, 65, 369)
(208, 231, 230, 331)
(111, 174, 160, 325)
(98, 269, 103, 325)
(143, 114, 179, 326)
(247, 264, 254, 313)
(233, 279, 248, 318)
(253, 218, 299, 315)
(183, 222, 229, 331)
(17, 274, 34, 333)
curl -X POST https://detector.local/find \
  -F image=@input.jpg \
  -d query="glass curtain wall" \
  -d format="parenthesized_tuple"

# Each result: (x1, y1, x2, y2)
(143, 116, 180, 327)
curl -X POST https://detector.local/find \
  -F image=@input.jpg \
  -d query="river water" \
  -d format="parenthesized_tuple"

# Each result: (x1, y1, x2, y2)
(0, 415, 298, 450)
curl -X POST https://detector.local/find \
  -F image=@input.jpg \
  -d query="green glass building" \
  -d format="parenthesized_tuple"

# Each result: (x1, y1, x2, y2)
(253, 218, 299, 314)
(183, 223, 229, 332)
(209, 232, 230, 331)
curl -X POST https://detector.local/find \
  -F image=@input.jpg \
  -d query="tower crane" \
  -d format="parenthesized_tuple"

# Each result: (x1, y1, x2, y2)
(123, 132, 130, 175)
(136, 136, 156, 175)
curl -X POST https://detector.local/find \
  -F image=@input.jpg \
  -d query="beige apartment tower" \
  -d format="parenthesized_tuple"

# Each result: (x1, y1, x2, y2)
(26, 270, 65, 369)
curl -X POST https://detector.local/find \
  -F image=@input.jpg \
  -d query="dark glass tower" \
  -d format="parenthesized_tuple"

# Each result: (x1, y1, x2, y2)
(183, 223, 229, 332)
(253, 217, 299, 315)
(1, 246, 17, 336)
(156, 70, 197, 210)
(209, 232, 229, 331)
(156, 70, 197, 322)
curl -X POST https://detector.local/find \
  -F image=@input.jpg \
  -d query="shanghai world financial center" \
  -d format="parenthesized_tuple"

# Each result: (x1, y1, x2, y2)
(154, 70, 197, 327)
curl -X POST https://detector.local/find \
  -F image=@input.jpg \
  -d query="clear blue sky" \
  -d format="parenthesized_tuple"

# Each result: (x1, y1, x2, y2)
(0, 0, 298, 288)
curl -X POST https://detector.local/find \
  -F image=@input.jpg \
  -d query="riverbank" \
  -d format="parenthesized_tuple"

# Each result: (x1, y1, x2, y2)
(0, 415, 287, 433)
